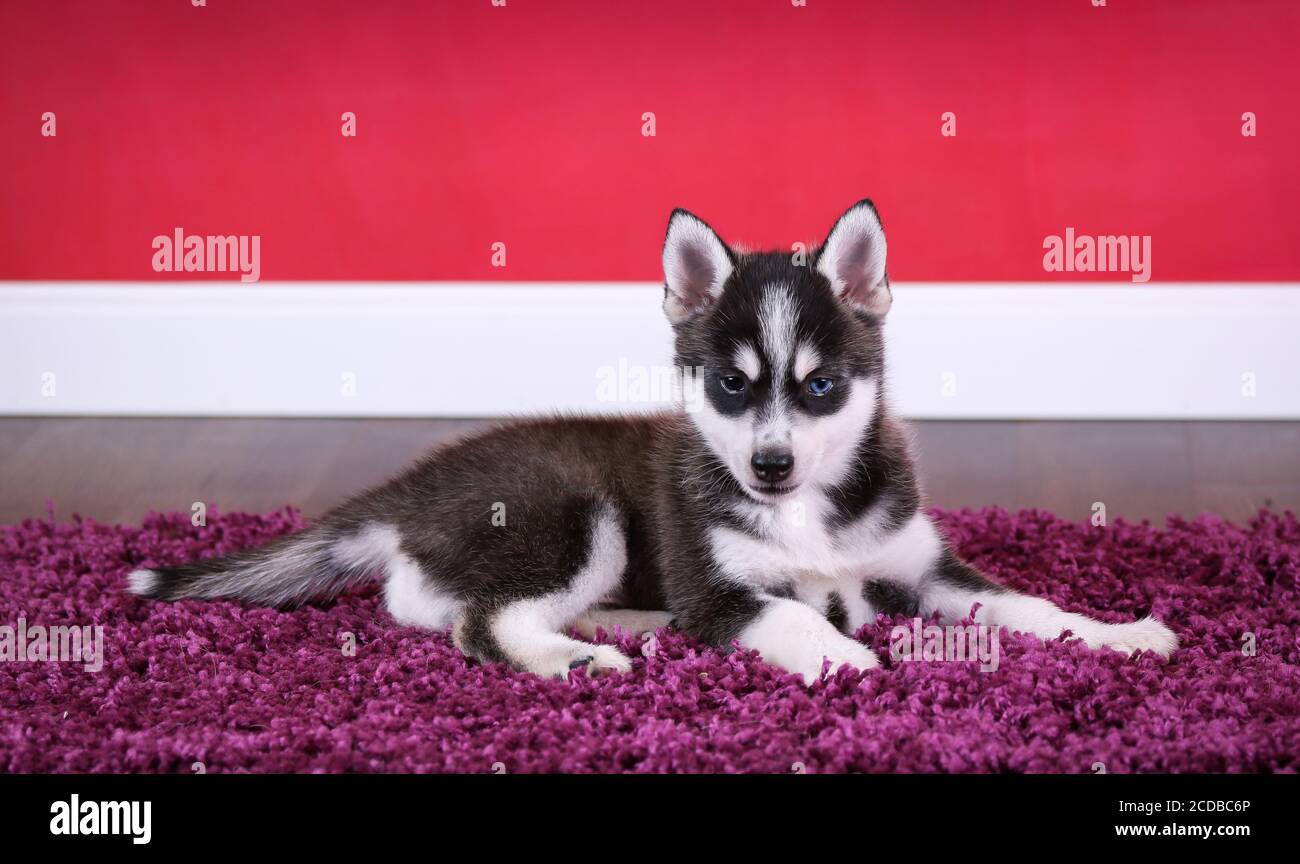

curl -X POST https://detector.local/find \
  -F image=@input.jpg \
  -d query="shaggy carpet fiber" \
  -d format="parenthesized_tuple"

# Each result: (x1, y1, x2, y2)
(1, 505, 1297, 773)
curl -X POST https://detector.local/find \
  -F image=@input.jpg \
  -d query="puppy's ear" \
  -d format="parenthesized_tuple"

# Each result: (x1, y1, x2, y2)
(662, 209, 734, 323)
(815, 199, 891, 316)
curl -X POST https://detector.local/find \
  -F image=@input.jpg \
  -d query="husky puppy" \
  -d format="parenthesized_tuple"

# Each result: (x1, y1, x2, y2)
(130, 201, 1177, 682)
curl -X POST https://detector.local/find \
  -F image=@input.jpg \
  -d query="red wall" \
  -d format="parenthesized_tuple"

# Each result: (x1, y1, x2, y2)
(2, 0, 1297, 282)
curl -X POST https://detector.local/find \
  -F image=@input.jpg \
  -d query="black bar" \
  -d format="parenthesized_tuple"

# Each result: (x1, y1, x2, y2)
(0, 773, 1284, 850)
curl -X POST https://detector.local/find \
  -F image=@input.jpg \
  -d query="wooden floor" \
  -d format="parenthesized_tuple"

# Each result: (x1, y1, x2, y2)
(0, 418, 1296, 526)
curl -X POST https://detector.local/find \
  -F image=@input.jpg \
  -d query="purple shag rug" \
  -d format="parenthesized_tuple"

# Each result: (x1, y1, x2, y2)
(2, 506, 1298, 773)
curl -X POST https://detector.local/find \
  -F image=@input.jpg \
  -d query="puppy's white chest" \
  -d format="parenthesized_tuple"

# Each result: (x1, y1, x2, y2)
(707, 492, 933, 596)
(710, 493, 854, 589)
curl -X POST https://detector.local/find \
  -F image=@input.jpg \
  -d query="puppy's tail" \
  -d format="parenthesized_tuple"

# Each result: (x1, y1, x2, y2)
(127, 515, 390, 608)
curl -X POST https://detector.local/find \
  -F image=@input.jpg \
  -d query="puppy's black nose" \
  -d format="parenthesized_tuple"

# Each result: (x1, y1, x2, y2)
(751, 448, 794, 483)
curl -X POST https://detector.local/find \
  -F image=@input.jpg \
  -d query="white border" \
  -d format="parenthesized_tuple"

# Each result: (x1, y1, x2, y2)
(1, 282, 1296, 419)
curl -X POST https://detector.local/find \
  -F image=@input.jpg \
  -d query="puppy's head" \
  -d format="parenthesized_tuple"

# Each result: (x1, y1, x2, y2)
(663, 200, 891, 503)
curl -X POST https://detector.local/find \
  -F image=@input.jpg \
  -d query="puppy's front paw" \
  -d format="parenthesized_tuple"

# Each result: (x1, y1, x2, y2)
(827, 639, 881, 676)
(739, 599, 881, 685)
(1091, 616, 1178, 658)
(565, 644, 633, 678)
(788, 638, 880, 685)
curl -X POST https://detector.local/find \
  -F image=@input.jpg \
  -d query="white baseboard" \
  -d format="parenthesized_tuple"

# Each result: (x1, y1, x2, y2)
(1, 282, 1296, 419)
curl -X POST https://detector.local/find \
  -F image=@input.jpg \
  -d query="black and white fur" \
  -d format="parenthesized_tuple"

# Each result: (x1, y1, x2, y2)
(130, 201, 1177, 682)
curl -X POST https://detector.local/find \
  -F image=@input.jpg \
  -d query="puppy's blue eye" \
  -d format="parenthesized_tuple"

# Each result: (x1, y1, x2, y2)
(720, 375, 747, 395)
(808, 377, 834, 397)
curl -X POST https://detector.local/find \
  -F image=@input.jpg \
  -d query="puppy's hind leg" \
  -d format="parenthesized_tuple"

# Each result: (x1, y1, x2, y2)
(919, 548, 1178, 658)
(383, 552, 462, 631)
(454, 503, 633, 679)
